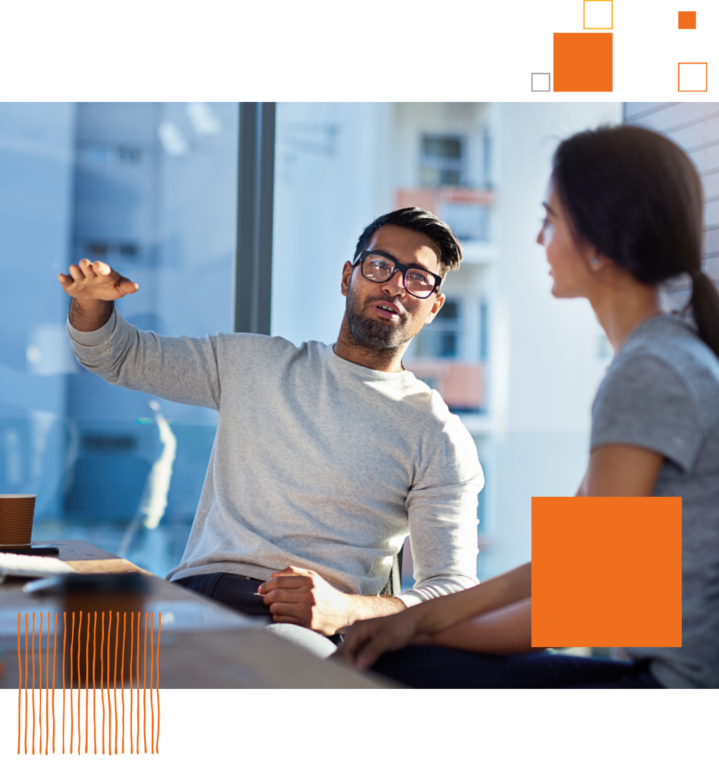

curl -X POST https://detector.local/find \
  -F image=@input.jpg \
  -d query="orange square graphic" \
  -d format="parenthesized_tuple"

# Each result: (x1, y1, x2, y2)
(532, 497, 682, 648)
(553, 33, 613, 92)
(678, 62, 708, 92)
(678, 11, 696, 29)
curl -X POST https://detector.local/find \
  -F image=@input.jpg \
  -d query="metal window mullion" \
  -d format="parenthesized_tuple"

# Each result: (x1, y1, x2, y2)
(234, 102, 276, 335)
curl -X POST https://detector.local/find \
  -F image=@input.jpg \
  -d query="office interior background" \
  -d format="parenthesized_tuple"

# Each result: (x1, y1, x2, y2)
(2, 101, 718, 587)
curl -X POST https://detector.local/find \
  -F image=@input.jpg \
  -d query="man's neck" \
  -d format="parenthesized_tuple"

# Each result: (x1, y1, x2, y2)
(334, 319, 407, 373)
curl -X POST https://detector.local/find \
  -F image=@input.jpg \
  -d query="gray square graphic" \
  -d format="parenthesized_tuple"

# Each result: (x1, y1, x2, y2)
(532, 72, 552, 93)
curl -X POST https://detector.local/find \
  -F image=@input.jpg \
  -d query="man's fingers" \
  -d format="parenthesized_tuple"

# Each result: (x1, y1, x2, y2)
(68, 263, 84, 280)
(78, 259, 97, 277)
(93, 261, 112, 276)
(269, 602, 310, 627)
(262, 588, 306, 606)
(118, 278, 139, 296)
(268, 601, 306, 618)
(259, 575, 308, 594)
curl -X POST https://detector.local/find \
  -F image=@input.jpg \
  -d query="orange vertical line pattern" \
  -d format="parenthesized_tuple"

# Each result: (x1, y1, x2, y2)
(156, 613, 161, 755)
(52, 612, 57, 754)
(107, 610, 112, 754)
(100, 612, 105, 755)
(136, 612, 140, 756)
(143, 612, 147, 754)
(70, 611, 75, 704)
(39, 612, 43, 753)
(17, 613, 21, 756)
(24, 613, 28, 755)
(46, 611, 50, 755)
(76, 611, 82, 755)
(155, 613, 162, 691)
(93, 612, 97, 755)
(31, 612, 35, 755)
(70, 611, 82, 755)
(155, 688, 162, 755)
(121, 612, 126, 754)
(130, 612, 134, 755)
(112, 611, 120, 755)
(150, 612, 154, 754)
(85, 610, 90, 754)
(76, 611, 82, 704)
(62, 612, 66, 754)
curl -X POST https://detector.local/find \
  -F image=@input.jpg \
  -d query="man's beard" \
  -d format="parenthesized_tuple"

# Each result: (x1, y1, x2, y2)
(345, 286, 413, 350)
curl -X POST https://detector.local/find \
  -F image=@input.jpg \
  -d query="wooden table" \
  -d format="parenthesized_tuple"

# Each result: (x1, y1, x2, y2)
(0, 541, 390, 689)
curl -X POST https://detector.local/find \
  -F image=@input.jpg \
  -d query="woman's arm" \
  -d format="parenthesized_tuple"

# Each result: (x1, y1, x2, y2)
(409, 561, 531, 635)
(338, 445, 664, 670)
(336, 562, 531, 669)
(420, 598, 540, 654)
(415, 446, 665, 658)
(583, 444, 664, 496)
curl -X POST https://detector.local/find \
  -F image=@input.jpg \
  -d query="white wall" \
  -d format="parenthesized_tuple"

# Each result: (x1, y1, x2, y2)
(486, 102, 623, 573)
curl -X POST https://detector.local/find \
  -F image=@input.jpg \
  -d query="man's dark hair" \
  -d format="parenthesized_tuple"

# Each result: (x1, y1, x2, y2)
(353, 207, 463, 278)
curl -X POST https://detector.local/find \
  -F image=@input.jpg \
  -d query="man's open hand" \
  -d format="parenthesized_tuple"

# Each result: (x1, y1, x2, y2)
(258, 566, 351, 636)
(58, 259, 138, 302)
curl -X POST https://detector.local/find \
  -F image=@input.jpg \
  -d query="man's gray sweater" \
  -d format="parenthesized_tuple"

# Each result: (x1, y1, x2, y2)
(68, 309, 484, 606)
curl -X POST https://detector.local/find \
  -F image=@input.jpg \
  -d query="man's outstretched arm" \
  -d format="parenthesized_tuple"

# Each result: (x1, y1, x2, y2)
(258, 566, 405, 636)
(60, 258, 224, 411)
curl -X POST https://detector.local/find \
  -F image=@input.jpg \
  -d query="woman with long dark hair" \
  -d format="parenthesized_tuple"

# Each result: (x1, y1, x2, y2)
(336, 125, 719, 688)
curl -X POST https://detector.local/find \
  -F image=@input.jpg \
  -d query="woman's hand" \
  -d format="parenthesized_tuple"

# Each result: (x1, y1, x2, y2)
(334, 608, 424, 671)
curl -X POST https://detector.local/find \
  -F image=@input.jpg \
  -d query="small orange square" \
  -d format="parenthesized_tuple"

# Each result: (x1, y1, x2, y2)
(532, 497, 682, 648)
(678, 11, 696, 29)
(678, 62, 708, 92)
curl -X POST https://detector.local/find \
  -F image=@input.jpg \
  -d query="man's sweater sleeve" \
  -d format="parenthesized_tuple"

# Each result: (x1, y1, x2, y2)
(400, 418, 483, 606)
(67, 307, 222, 411)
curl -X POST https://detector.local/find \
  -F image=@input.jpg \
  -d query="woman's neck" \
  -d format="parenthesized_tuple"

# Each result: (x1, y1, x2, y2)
(590, 282, 663, 353)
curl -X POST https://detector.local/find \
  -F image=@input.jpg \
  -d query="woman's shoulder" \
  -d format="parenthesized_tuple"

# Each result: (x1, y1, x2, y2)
(590, 315, 719, 470)
(613, 313, 719, 394)
(593, 313, 719, 429)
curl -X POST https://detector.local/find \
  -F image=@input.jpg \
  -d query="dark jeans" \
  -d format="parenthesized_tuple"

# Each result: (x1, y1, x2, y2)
(173, 572, 343, 656)
(371, 646, 664, 688)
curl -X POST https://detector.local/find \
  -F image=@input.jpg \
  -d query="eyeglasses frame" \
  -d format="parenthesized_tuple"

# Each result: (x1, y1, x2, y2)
(352, 250, 443, 298)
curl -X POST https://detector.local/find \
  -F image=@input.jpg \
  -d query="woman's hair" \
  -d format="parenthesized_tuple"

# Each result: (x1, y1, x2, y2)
(552, 124, 719, 358)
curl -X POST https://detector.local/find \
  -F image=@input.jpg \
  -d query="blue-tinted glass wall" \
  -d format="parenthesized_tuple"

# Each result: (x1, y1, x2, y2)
(0, 103, 238, 575)
(0, 104, 76, 518)
(65, 103, 237, 531)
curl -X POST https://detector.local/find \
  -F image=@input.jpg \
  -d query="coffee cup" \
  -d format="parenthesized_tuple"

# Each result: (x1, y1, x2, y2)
(0, 494, 36, 547)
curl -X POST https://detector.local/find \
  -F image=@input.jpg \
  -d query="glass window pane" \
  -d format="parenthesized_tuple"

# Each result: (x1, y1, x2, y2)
(422, 136, 463, 161)
(0, 102, 238, 576)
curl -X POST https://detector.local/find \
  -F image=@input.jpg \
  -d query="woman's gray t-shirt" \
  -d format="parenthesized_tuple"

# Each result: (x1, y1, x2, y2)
(590, 313, 719, 688)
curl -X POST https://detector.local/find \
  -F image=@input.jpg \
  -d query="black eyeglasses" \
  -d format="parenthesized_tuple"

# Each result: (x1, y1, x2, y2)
(353, 251, 442, 299)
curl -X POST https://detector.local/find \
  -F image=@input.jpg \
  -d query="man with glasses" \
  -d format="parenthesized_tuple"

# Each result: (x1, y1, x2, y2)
(60, 207, 484, 658)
